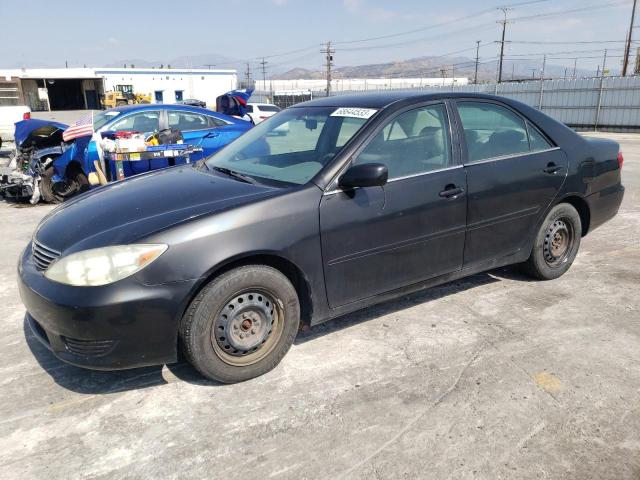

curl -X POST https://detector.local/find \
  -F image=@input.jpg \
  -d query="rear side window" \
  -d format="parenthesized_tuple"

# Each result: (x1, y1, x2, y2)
(168, 111, 209, 131)
(245, 105, 254, 113)
(527, 121, 553, 151)
(207, 116, 227, 128)
(457, 102, 529, 163)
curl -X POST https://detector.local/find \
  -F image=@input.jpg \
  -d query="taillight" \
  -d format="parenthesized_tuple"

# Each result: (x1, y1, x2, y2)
(617, 151, 624, 169)
(23, 112, 31, 120)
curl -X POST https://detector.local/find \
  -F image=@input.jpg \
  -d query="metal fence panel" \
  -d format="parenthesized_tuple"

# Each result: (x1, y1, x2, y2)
(255, 76, 640, 131)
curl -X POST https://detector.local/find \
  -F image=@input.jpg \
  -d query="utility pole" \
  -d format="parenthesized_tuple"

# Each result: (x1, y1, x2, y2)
(531, 68, 536, 80)
(572, 58, 577, 78)
(321, 41, 334, 96)
(539, 55, 546, 109)
(440, 68, 446, 86)
(474, 40, 481, 84)
(635, 47, 640, 74)
(244, 62, 252, 87)
(601, 49, 608, 77)
(260, 57, 268, 92)
(497, 7, 511, 83)
(622, 0, 637, 76)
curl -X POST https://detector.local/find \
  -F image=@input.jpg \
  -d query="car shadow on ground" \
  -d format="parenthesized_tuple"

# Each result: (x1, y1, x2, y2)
(295, 271, 501, 345)
(23, 269, 514, 394)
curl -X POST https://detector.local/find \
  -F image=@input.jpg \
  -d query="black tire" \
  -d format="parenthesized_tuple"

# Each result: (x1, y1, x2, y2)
(180, 265, 300, 383)
(524, 203, 582, 280)
(40, 165, 89, 204)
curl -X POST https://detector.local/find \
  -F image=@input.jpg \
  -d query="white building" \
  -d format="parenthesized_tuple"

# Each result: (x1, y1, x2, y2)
(0, 67, 237, 111)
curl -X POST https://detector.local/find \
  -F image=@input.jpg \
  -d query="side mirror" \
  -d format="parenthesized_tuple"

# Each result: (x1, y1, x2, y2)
(339, 163, 388, 189)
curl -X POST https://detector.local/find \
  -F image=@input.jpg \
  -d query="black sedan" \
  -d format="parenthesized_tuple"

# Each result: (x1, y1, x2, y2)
(19, 92, 624, 383)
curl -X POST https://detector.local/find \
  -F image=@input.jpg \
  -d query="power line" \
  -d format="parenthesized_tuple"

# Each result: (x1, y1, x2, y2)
(332, 0, 551, 46)
(510, 0, 632, 23)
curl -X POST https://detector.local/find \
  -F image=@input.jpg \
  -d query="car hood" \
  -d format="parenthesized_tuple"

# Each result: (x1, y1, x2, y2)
(34, 165, 279, 253)
(15, 119, 68, 149)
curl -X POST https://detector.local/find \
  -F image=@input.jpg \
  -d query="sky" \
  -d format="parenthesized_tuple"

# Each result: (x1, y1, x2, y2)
(0, 0, 636, 75)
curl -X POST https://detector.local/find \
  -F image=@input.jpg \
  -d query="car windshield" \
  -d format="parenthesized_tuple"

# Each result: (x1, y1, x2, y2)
(93, 110, 122, 131)
(204, 106, 374, 185)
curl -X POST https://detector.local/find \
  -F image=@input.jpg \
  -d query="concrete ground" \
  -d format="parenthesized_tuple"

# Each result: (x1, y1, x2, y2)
(0, 133, 638, 480)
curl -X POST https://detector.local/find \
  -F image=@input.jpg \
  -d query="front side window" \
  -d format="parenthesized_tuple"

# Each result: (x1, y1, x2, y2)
(168, 111, 209, 131)
(108, 111, 160, 134)
(457, 102, 529, 163)
(205, 106, 373, 185)
(354, 104, 451, 179)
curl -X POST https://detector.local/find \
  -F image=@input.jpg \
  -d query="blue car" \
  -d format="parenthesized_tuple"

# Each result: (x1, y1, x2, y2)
(9, 104, 252, 203)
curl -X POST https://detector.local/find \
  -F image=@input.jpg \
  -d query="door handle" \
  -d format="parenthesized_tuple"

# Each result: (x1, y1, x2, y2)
(439, 184, 465, 198)
(204, 131, 219, 139)
(543, 162, 563, 174)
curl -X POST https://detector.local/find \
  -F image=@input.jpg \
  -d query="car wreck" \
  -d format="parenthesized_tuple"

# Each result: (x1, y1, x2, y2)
(0, 119, 85, 204)
(1, 102, 253, 204)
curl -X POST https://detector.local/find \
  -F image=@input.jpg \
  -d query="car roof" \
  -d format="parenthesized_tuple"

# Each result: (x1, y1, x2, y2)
(105, 103, 240, 123)
(294, 91, 506, 109)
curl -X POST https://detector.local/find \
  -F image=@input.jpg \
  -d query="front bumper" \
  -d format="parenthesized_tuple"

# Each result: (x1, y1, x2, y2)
(18, 243, 198, 370)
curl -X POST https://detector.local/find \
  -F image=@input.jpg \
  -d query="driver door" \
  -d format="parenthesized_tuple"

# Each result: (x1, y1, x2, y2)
(319, 102, 467, 308)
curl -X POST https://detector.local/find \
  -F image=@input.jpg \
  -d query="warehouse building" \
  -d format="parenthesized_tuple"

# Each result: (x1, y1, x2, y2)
(0, 67, 237, 111)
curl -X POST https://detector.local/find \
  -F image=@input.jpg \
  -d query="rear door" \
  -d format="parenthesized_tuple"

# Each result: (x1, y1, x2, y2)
(166, 109, 225, 158)
(454, 100, 568, 266)
(320, 102, 467, 308)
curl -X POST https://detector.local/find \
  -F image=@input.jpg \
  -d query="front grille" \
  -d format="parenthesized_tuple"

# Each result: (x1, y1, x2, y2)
(32, 240, 61, 271)
(62, 337, 116, 357)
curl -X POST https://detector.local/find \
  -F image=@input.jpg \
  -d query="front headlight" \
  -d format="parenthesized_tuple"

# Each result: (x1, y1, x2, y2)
(44, 244, 168, 286)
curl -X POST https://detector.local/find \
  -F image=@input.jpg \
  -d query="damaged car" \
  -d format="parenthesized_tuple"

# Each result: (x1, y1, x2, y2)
(1, 104, 252, 204)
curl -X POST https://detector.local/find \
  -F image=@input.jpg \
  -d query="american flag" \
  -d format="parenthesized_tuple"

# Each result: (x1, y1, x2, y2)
(62, 113, 94, 142)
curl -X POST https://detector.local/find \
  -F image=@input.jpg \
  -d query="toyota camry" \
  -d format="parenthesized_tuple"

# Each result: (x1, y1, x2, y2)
(19, 92, 624, 383)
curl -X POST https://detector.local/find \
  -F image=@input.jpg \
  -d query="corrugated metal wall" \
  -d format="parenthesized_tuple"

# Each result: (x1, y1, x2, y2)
(327, 76, 640, 131)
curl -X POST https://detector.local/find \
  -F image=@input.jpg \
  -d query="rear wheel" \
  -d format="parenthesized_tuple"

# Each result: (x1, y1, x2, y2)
(524, 203, 582, 280)
(180, 265, 300, 383)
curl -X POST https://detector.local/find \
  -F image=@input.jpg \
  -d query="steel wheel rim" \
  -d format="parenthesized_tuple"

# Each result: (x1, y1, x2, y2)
(543, 218, 573, 267)
(210, 289, 284, 367)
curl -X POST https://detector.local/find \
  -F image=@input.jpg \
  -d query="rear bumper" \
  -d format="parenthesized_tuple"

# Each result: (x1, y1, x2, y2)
(586, 183, 625, 233)
(18, 244, 197, 370)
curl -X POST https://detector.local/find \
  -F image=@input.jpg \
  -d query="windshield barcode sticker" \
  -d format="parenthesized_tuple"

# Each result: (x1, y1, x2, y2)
(330, 107, 378, 119)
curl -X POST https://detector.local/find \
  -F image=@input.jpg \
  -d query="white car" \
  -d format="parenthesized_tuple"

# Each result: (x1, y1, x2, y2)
(246, 103, 281, 124)
(0, 105, 31, 148)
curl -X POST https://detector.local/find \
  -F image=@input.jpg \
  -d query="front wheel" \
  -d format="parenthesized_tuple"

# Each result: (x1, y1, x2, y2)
(40, 166, 89, 203)
(524, 203, 582, 280)
(180, 265, 300, 383)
